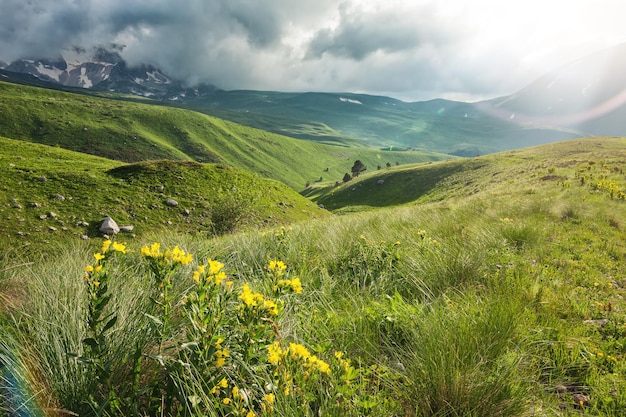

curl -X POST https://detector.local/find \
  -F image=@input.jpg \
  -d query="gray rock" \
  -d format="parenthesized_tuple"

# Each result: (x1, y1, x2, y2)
(29, 202, 41, 208)
(48, 212, 57, 218)
(377, 179, 385, 185)
(76, 221, 89, 227)
(35, 176, 47, 182)
(182, 209, 190, 216)
(119, 225, 134, 232)
(157, 185, 165, 192)
(165, 198, 179, 207)
(99, 216, 120, 235)
(81, 235, 90, 240)
(39, 214, 48, 220)
(52, 194, 65, 201)
(48, 226, 57, 232)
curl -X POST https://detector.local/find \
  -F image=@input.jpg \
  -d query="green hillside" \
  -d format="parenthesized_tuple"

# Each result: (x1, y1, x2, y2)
(0, 136, 328, 255)
(308, 136, 626, 212)
(185, 90, 580, 156)
(0, 81, 450, 190)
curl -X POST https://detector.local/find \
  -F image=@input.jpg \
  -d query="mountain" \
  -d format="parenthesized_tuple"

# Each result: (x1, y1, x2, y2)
(0, 47, 217, 100)
(479, 42, 626, 137)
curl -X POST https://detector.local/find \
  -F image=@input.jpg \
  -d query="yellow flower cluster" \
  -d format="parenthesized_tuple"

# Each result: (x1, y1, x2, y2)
(266, 341, 330, 374)
(141, 243, 192, 265)
(268, 260, 287, 275)
(276, 277, 303, 294)
(192, 259, 228, 286)
(83, 239, 126, 285)
(239, 284, 279, 316)
(214, 348, 229, 368)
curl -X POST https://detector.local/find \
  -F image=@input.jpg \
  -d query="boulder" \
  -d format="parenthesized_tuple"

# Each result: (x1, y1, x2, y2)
(165, 198, 179, 207)
(99, 216, 120, 235)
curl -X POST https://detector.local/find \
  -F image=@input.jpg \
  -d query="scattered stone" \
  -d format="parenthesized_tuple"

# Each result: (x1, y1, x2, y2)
(166, 220, 173, 225)
(35, 176, 47, 182)
(182, 209, 190, 216)
(99, 216, 120, 235)
(48, 226, 57, 232)
(39, 214, 48, 220)
(62, 227, 68, 231)
(52, 194, 65, 201)
(48, 212, 57, 218)
(318, 204, 325, 209)
(76, 221, 89, 227)
(119, 225, 134, 232)
(81, 235, 90, 240)
(16, 231, 25, 236)
(376, 179, 385, 185)
(165, 198, 179, 207)
(157, 185, 165, 192)
(13, 204, 22, 209)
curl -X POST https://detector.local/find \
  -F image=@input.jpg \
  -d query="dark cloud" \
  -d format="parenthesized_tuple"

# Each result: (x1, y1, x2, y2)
(306, 3, 460, 60)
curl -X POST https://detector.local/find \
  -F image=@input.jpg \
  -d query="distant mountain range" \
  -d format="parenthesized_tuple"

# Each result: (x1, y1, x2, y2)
(2, 43, 625, 155)
(0, 47, 217, 101)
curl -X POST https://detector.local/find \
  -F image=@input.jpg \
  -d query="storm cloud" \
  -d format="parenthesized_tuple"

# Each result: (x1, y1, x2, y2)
(1, 0, 625, 101)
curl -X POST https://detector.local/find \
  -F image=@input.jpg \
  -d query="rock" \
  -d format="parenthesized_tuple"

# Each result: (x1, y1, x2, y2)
(99, 216, 120, 235)
(157, 185, 165, 192)
(182, 209, 190, 216)
(29, 202, 41, 208)
(39, 214, 48, 220)
(52, 194, 65, 201)
(35, 176, 47, 182)
(48, 212, 57, 218)
(81, 235, 90, 240)
(377, 179, 385, 185)
(119, 225, 134, 232)
(166, 220, 173, 225)
(13, 204, 22, 209)
(165, 198, 179, 207)
(48, 226, 57, 232)
(76, 221, 89, 227)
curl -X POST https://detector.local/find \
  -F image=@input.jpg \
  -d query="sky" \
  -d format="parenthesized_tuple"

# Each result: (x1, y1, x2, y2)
(1, 0, 626, 102)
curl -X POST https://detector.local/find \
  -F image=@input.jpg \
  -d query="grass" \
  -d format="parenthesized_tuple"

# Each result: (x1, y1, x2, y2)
(0, 136, 329, 255)
(2, 137, 626, 415)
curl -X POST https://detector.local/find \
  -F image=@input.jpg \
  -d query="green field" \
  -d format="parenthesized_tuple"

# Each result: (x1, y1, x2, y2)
(3, 134, 626, 415)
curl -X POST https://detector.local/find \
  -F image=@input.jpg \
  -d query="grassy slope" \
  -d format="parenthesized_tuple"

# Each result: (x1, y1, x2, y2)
(307, 136, 623, 211)
(0, 136, 329, 255)
(0, 81, 451, 190)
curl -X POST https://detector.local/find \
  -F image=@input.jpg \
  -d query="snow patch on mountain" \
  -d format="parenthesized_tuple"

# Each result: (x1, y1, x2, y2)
(340, 97, 362, 105)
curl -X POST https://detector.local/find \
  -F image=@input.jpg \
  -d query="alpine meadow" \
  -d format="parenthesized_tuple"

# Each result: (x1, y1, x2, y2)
(2, 48, 626, 417)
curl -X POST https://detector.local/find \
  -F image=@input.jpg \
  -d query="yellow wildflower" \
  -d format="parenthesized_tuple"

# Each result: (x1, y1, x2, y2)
(246, 411, 255, 417)
(214, 271, 227, 285)
(262, 393, 275, 404)
(101, 240, 112, 253)
(94, 253, 105, 261)
(268, 260, 287, 274)
(95, 265, 103, 273)
(85, 265, 94, 273)
(288, 343, 311, 360)
(208, 259, 224, 275)
(267, 341, 284, 365)
(112, 242, 126, 253)
(263, 299, 279, 316)
(222, 398, 231, 405)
